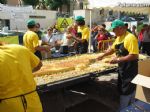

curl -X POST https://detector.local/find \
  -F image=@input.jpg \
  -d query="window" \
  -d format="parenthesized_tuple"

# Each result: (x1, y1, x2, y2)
(29, 16, 46, 19)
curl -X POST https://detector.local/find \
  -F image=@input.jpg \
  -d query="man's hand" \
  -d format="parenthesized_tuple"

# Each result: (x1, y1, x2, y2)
(97, 49, 115, 61)
(66, 34, 73, 39)
(110, 57, 120, 64)
(42, 45, 51, 52)
(55, 40, 62, 46)
(96, 55, 104, 61)
(32, 61, 43, 72)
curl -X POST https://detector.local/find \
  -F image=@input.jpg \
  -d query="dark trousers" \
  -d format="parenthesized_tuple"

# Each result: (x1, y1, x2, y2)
(59, 46, 69, 54)
(76, 40, 88, 54)
(92, 38, 98, 52)
(34, 50, 42, 60)
(142, 42, 150, 55)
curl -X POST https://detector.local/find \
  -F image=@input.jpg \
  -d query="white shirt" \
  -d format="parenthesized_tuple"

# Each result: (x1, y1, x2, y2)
(42, 34, 57, 46)
(61, 33, 74, 46)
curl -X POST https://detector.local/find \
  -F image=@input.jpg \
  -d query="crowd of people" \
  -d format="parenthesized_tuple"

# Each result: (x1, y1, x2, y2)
(27, 16, 91, 59)
(0, 15, 150, 112)
(21, 16, 150, 60)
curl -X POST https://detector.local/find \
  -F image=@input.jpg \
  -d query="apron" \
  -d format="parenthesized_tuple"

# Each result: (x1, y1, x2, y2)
(115, 43, 138, 95)
(0, 91, 42, 112)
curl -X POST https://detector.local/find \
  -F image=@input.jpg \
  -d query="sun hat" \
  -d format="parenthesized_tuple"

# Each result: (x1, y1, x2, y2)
(75, 16, 84, 21)
(111, 19, 125, 29)
(27, 19, 36, 26)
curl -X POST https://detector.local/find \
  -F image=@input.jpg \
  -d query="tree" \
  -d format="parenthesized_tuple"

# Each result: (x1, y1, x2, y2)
(22, 0, 39, 7)
(0, 0, 7, 4)
(35, 0, 48, 10)
(45, 0, 70, 10)
(83, 0, 89, 9)
(45, 0, 61, 10)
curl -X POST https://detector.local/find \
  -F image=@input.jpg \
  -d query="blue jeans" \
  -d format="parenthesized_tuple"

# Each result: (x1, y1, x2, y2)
(120, 100, 150, 112)
(119, 91, 136, 111)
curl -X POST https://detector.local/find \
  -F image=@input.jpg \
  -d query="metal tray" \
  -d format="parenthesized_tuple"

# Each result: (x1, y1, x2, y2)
(37, 67, 117, 93)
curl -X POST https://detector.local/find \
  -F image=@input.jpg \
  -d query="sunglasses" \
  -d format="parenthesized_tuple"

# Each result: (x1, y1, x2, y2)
(48, 29, 53, 31)
(36, 26, 40, 28)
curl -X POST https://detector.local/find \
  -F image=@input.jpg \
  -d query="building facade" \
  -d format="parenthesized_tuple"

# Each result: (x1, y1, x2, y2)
(7, 0, 22, 6)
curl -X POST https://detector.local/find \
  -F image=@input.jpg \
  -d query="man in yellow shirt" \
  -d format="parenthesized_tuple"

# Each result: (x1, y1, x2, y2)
(72, 16, 90, 54)
(97, 19, 139, 111)
(23, 19, 50, 60)
(0, 43, 43, 112)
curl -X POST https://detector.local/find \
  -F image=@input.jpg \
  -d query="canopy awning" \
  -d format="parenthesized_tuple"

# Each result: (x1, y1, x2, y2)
(88, 0, 150, 14)
(104, 7, 150, 14)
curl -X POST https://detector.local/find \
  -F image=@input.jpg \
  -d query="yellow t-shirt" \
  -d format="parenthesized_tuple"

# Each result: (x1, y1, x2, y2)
(23, 30, 39, 53)
(0, 44, 40, 99)
(112, 31, 139, 54)
(0, 44, 42, 112)
(78, 26, 90, 41)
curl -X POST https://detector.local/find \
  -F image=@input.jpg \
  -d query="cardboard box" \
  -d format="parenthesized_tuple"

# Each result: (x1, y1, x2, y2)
(132, 59, 150, 104)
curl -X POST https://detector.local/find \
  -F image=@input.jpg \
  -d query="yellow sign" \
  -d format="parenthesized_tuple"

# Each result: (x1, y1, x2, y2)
(0, 36, 19, 44)
(60, 18, 69, 28)
(57, 18, 73, 32)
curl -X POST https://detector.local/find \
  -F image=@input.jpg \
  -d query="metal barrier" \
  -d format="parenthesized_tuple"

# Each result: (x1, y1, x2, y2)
(97, 39, 114, 52)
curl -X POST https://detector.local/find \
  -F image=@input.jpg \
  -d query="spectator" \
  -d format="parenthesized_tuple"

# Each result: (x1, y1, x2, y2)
(71, 23, 78, 36)
(124, 23, 132, 33)
(131, 25, 138, 37)
(138, 24, 149, 52)
(41, 27, 56, 47)
(59, 26, 75, 54)
(35, 23, 44, 40)
(142, 25, 150, 55)
(92, 25, 99, 52)
(95, 25, 108, 51)
(41, 27, 54, 59)
(101, 23, 113, 39)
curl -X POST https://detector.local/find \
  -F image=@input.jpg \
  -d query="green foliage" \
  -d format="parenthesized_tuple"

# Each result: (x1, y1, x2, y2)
(62, 0, 70, 5)
(0, 0, 7, 4)
(45, 0, 70, 10)
(22, 0, 39, 6)
(137, 24, 144, 33)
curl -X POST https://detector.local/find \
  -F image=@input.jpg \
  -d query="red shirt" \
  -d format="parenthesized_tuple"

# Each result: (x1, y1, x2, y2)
(97, 34, 108, 42)
(138, 29, 145, 42)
